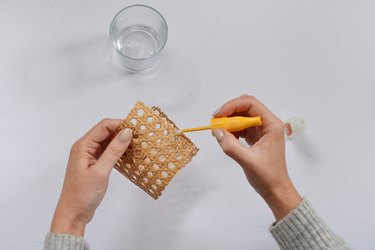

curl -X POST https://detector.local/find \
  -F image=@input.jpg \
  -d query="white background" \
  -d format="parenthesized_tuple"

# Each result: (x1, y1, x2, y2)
(1, 0, 374, 249)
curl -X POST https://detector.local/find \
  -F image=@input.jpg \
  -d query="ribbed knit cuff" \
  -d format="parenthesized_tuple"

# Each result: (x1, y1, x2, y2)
(269, 198, 348, 250)
(44, 233, 89, 250)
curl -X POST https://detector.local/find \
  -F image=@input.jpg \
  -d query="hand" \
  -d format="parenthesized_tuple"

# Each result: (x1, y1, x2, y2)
(50, 119, 132, 236)
(212, 95, 301, 221)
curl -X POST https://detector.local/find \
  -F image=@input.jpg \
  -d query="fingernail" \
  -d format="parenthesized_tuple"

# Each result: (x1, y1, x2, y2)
(212, 129, 224, 141)
(118, 128, 132, 142)
(212, 107, 221, 117)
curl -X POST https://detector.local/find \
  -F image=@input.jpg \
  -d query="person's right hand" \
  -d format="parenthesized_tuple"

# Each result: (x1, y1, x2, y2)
(212, 94, 302, 221)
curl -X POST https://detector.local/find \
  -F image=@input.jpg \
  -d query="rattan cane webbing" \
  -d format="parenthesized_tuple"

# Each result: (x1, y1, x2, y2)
(115, 101, 199, 199)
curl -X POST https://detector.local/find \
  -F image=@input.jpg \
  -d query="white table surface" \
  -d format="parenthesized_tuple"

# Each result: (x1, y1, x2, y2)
(1, 0, 375, 249)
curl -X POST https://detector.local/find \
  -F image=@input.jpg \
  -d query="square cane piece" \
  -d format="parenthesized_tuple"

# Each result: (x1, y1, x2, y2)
(115, 101, 199, 199)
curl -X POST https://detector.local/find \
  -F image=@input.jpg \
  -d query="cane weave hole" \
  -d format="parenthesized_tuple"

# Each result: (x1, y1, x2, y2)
(114, 101, 199, 199)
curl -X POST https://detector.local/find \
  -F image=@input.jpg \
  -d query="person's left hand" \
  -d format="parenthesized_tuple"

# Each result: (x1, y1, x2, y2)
(50, 119, 132, 237)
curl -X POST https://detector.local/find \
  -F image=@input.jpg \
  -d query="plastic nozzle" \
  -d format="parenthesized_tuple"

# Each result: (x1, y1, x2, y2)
(210, 116, 262, 132)
(285, 116, 307, 139)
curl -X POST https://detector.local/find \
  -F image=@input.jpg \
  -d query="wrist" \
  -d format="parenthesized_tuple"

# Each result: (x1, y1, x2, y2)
(261, 182, 302, 221)
(51, 209, 87, 237)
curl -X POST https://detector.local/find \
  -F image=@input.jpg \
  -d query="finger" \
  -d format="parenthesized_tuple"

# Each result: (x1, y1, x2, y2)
(242, 127, 260, 146)
(232, 131, 243, 139)
(212, 129, 250, 166)
(95, 128, 133, 174)
(216, 94, 273, 118)
(80, 119, 122, 144)
(213, 94, 281, 132)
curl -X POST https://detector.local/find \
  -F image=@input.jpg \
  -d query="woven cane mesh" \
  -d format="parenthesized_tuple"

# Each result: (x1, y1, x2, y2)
(115, 101, 199, 199)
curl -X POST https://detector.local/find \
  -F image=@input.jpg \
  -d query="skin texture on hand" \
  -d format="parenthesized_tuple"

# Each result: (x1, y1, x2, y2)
(212, 95, 302, 221)
(50, 119, 132, 237)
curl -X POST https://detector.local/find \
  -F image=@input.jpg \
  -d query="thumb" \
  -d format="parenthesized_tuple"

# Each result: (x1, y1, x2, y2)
(212, 129, 250, 165)
(96, 128, 133, 174)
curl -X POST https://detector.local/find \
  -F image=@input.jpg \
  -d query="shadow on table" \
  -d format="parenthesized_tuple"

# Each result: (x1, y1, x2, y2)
(16, 34, 201, 111)
(290, 133, 322, 163)
(15, 35, 114, 95)
(125, 163, 213, 250)
(111, 46, 202, 113)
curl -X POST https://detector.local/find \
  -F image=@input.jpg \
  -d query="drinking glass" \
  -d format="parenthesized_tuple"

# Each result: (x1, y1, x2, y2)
(110, 5, 168, 72)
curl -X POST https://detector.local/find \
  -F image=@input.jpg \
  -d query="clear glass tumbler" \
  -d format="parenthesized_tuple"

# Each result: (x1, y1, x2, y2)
(110, 5, 168, 72)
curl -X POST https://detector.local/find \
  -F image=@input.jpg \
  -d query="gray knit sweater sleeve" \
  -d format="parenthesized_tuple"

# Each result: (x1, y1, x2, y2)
(44, 233, 89, 250)
(270, 199, 349, 249)
(44, 199, 348, 250)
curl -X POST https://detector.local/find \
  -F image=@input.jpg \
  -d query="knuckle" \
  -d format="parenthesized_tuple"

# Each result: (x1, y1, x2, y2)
(240, 94, 256, 102)
(246, 95, 256, 102)
(70, 141, 85, 154)
(221, 140, 236, 155)
(239, 94, 250, 98)
(106, 143, 122, 157)
(100, 118, 111, 125)
(272, 119, 285, 137)
(275, 119, 285, 132)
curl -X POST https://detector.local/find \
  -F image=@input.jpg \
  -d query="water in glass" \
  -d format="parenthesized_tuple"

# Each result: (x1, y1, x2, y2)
(115, 25, 159, 59)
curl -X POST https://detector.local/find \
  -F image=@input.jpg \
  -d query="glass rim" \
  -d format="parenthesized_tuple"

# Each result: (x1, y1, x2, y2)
(109, 4, 168, 61)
